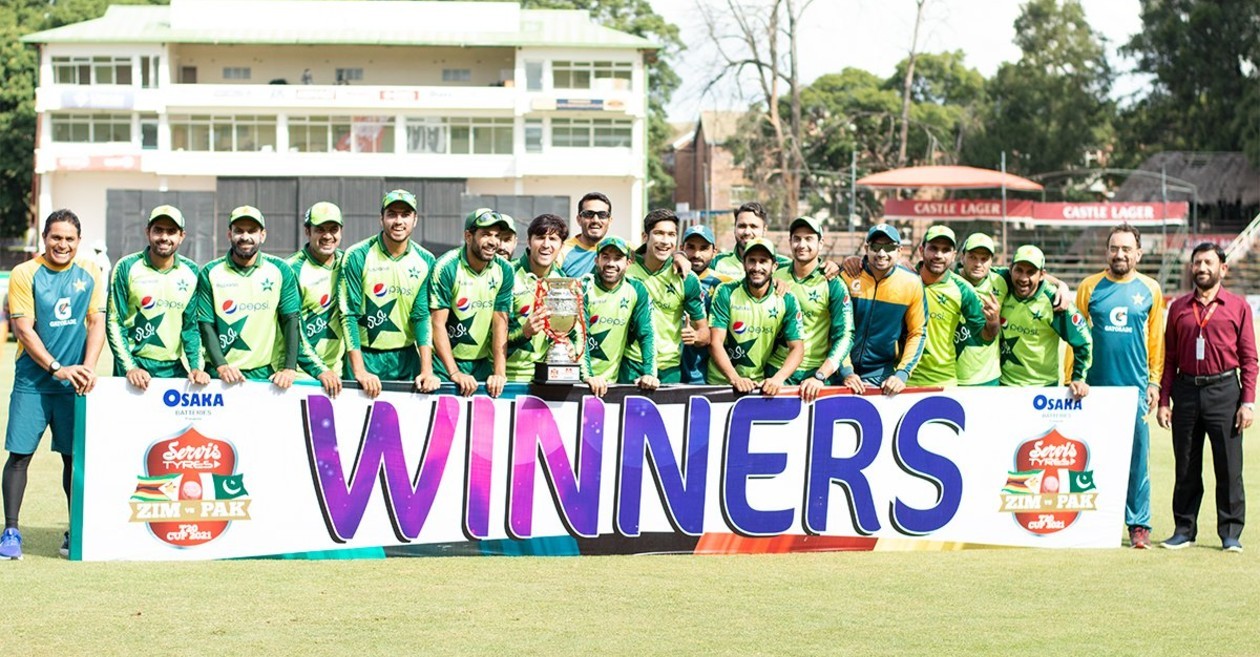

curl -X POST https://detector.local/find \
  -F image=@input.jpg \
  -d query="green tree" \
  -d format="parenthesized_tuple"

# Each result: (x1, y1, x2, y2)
(963, 0, 1115, 175)
(1117, 0, 1260, 167)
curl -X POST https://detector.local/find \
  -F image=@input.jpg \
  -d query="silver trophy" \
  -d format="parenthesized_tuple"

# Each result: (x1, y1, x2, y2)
(533, 277, 586, 384)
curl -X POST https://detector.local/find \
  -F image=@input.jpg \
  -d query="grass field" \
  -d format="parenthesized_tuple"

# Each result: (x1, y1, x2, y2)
(1, 345, 1258, 656)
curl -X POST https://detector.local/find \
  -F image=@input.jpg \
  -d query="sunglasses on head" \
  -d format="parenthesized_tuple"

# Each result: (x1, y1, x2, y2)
(868, 242, 900, 253)
(580, 210, 610, 220)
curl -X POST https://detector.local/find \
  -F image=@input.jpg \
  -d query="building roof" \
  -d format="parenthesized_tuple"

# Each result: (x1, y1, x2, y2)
(1114, 152, 1260, 205)
(668, 121, 696, 150)
(22, 0, 659, 50)
(697, 111, 746, 146)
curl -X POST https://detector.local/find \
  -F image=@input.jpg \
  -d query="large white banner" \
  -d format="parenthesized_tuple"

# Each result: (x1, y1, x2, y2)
(74, 380, 1136, 561)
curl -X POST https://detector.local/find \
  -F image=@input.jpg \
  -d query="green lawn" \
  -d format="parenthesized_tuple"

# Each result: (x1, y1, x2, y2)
(0, 344, 1257, 656)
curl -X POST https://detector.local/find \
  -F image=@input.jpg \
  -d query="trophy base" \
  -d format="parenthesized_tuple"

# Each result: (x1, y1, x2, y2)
(534, 361, 582, 385)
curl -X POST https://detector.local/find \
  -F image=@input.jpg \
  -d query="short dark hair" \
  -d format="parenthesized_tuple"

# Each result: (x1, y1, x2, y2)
(643, 208, 679, 233)
(1108, 223, 1142, 249)
(1190, 242, 1226, 263)
(43, 209, 81, 237)
(734, 202, 768, 223)
(528, 213, 569, 240)
(578, 192, 612, 214)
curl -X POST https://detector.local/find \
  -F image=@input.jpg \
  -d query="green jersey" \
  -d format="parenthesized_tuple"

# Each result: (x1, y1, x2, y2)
(504, 255, 561, 382)
(287, 246, 345, 375)
(770, 262, 853, 372)
(711, 246, 791, 282)
(708, 280, 804, 384)
(908, 269, 991, 387)
(197, 253, 322, 373)
(107, 249, 203, 372)
(585, 276, 655, 380)
(339, 233, 436, 352)
(956, 268, 1008, 385)
(625, 254, 706, 371)
(430, 248, 515, 363)
(998, 278, 1093, 386)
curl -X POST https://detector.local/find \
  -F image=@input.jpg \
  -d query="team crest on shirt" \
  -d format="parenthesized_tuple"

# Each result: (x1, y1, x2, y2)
(999, 429, 1097, 535)
(129, 427, 251, 548)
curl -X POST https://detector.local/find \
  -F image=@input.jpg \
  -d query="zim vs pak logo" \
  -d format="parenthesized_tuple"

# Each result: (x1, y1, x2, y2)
(129, 428, 251, 547)
(999, 429, 1097, 535)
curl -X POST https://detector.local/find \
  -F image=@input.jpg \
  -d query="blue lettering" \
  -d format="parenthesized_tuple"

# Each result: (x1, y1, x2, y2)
(162, 389, 225, 408)
(721, 397, 801, 537)
(803, 396, 882, 535)
(889, 397, 965, 535)
(615, 395, 711, 537)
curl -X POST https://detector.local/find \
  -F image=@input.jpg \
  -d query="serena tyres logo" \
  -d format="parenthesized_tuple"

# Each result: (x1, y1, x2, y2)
(128, 428, 251, 548)
(999, 429, 1098, 535)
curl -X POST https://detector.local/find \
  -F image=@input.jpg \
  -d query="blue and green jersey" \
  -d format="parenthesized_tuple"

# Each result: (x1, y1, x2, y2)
(8, 256, 107, 393)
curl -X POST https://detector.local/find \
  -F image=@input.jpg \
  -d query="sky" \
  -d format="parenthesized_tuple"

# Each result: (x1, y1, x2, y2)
(648, 0, 1147, 122)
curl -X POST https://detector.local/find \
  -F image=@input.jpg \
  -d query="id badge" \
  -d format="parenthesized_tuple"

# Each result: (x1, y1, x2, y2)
(1196, 336, 1205, 361)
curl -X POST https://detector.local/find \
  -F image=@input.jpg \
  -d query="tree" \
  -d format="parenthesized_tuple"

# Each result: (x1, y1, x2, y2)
(963, 0, 1115, 176)
(700, 0, 815, 221)
(896, 0, 929, 167)
(1116, 0, 1260, 167)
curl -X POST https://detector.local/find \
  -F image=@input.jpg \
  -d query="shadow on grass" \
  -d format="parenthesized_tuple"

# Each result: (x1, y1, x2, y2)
(12, 524, 67, 560)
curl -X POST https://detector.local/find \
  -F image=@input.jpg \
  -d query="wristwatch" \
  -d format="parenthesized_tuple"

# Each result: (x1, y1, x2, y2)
(48, 360, 62, 374)
(1244, 403, 1256, 411)
(813, 371, 828, 382)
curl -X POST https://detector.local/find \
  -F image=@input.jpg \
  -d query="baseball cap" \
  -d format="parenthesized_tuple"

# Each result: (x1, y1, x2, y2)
(147, 205, 185, 230)
(1012, 244, 1045, 270)
(866, 223, 901, 244)
(304, 202, 343, 227)
(922, 225, 956, 246)
(961, 233, 996, 254)
(789, 216, 823, 236)
(742, 237, 777, 260)
(464, 209, 513, 232)
(229, 205, 265, 229)
(681, 224, 717, 246)
(596, 236, 632, 257)
(381, 189, 418, 212)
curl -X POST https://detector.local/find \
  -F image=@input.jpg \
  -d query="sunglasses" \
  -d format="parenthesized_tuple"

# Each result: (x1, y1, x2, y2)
(580, 210, 611, 220)
(868, 242, 900, 253)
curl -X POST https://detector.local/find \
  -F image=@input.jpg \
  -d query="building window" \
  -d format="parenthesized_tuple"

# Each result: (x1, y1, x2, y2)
(140, 115, 158, 149)
(442, 68, 471, 83)
(169, 115, 276, 152)
(335, 68, 363, 84)
(140, 56, 160, 88)
(552, 61, 632, 90)
(290, 115, 392, 153)
(49, 113, 132, 142)
(222, 67, 251, 81)
(51, 56, 132, 85)
(551, 118, 632, 148)
(524, 119, 543, 153)
(405, 117, 513, 155)
(525, 61, 543, 91)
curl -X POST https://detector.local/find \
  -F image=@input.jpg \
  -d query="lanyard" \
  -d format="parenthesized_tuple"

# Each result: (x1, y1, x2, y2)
(1191, 300, 1219, 336)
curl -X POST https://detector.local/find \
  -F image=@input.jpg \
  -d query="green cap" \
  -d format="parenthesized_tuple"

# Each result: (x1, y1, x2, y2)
(961, 233, 996, 254)
(464, 209, 513, 232)
(1012, 244, 1045, 270)
(229, 205, 264, 228)
(304, 202, 343, 226)
(382, 189, 417, 212)
(922, 225, 957, 246)
(742, 237, 777, 260)
(596, 236, 632, 257)
(147, 205, 185, 230)
(789, 216, 823, 236)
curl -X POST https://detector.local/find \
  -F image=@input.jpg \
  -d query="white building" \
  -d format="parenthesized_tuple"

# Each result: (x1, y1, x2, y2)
(23, 0, 656, 259)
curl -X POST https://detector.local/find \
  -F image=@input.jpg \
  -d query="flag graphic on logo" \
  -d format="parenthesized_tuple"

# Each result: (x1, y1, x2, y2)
(128, 428, 251, 548)
(999, 429, 1098, 535)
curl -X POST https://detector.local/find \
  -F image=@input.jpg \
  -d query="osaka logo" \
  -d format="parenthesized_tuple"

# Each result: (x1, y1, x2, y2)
(999, 429, 1097, 535)
(141, 296, 156, 311)
(128, 428, 251, 548)
(372, 283, 388, 298)
(732, 321, 747, 335)
(456, 297, 472, 312)
(221, 299, 238, 315)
